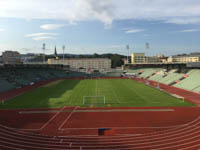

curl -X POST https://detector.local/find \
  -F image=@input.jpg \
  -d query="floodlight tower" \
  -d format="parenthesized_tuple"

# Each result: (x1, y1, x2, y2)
(146, 42, 150, 55)
(62, 45, 65, 64)
(42, 43, 46, 64)
(126, 44, 130, 64)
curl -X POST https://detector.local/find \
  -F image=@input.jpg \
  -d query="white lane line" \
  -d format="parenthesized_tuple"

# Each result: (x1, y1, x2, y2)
(58, 106, 78, 130)
(40, 106, 66, 130)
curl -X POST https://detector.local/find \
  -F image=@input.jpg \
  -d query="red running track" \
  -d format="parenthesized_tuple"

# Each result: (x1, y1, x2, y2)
(0, 106, 200, 149)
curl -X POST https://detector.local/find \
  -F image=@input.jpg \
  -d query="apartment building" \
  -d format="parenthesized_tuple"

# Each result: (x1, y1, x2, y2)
(48, 58, 111, 72)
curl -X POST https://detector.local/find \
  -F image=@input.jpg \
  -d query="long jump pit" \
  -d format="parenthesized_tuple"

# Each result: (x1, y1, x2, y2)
(1, 106, 199, 136)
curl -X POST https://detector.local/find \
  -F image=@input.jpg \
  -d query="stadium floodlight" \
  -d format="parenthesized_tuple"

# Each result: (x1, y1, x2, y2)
(126, 44, 130, 64)
(62, 45, 65, 64)
(146, 42, 150, 49)
(42, 43, 46, 64)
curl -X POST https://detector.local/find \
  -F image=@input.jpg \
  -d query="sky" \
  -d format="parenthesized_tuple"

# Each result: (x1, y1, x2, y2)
(0, 0, 200, 56)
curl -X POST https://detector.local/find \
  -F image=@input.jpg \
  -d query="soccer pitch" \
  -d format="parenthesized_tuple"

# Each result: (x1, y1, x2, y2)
(0, 79, 195, 109)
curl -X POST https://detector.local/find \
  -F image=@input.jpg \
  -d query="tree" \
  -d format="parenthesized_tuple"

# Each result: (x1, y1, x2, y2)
(111, 54, 124, 68)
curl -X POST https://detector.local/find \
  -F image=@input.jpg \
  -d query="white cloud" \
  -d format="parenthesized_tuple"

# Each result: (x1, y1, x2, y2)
(25, 33, 58, 41)
(179, 29, 200, 33)
(0, 0, 200, 26)
(32, 36, 55, 41)
(40, 24, 65, 30)
(125, 29, 145, 34)
(0, 28, 5, 32)
(166, 18, 200, 24)
(25, 33, 58, 37)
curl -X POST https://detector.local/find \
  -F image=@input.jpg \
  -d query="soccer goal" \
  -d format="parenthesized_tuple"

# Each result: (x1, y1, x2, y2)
(83, 96, 106, 105)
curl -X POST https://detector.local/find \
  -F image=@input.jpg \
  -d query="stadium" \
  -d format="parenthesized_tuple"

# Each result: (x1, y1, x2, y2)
(1, 0, 200, 149)
(0, 63, 200, 150)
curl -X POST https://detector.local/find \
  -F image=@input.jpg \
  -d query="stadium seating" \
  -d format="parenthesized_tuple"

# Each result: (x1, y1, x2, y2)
(174, 69, 200, 92)
(148, 70, 165, 81)
(132, 68, 162, 78)
(152, 69, 184, 85)
(128, 68, 200, 93)
(0, 67, 69, 92)
(0, 78, 15, 92)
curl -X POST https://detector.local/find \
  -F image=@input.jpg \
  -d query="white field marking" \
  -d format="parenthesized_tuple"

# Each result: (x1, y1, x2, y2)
(58, 106, 79, 130)
(0, 140, 71, 150)
(82, 96, 105, 105)
(114, 127, 200, 149)
(0, 116, 199, 142)
(108, 80, 121, 104)
(0, 127, 61, 141)
(57, 117, 200, 142)
(0, 115, 199, 143)
(69, 81, 85, 105)
(5, 129, 198, 150)
(66, 123, 200, 146)
(40, 106, 66, 130)
(3, 125, 198, 150)
(179, 143, 200, 150)
(149, 134, 200, 150)
(0, 132, 68, 145)
(122, 80, 151, 104)
(69, 143, 72, 147)
(0, 133, 70, 147)
(0, 125, 142, 143)
(60, 116, 199, 131)
(42, 127, 200, 147)
(51, 131, 200, 149)
(0, 144, 25, 150)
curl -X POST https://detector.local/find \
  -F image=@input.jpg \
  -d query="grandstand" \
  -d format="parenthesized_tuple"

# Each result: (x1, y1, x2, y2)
(127, 67, 200, 94)
(0, 66, 69, 92)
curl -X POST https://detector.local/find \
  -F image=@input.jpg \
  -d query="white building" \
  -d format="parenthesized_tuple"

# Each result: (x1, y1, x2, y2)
(2, 51, 21, 64)
(48, 58, 112, 72)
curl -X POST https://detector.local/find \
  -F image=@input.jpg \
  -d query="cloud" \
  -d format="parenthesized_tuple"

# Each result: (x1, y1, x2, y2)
(0, 0, 200, 26)
(166, 18, 200, 24)
(32, 36, 55, 41)
(25, 33, 58, 41)
(179, 29, 200, 33)
(0, 28, 5, 32)
(125, 29, 145, 34)
(40, 24, 65, 30)
(25, 33, 58, 37)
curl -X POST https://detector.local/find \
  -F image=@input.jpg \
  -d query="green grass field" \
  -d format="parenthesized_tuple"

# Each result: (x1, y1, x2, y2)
(0, 79, 195, 109)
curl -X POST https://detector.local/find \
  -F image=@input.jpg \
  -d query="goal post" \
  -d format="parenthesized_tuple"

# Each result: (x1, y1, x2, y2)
(83, 96, 106, 105)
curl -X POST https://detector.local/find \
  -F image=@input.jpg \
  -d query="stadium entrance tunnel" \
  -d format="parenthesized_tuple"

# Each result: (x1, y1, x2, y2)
(98, 128, 115, 136)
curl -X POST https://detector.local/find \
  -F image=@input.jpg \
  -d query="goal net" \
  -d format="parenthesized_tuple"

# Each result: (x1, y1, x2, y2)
(83, 96, 106, 105)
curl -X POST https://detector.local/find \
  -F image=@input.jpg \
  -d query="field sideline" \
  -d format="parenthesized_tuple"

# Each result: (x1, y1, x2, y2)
(0, 79, 195, 109)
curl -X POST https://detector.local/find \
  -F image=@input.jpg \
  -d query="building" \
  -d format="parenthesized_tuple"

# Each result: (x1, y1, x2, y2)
(131, 53, 146, 64)
(2, 51, 21, 64)
(131, 53, 162, 64)
(167, 56, 200, 63)
(48, 58, 112, 72)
